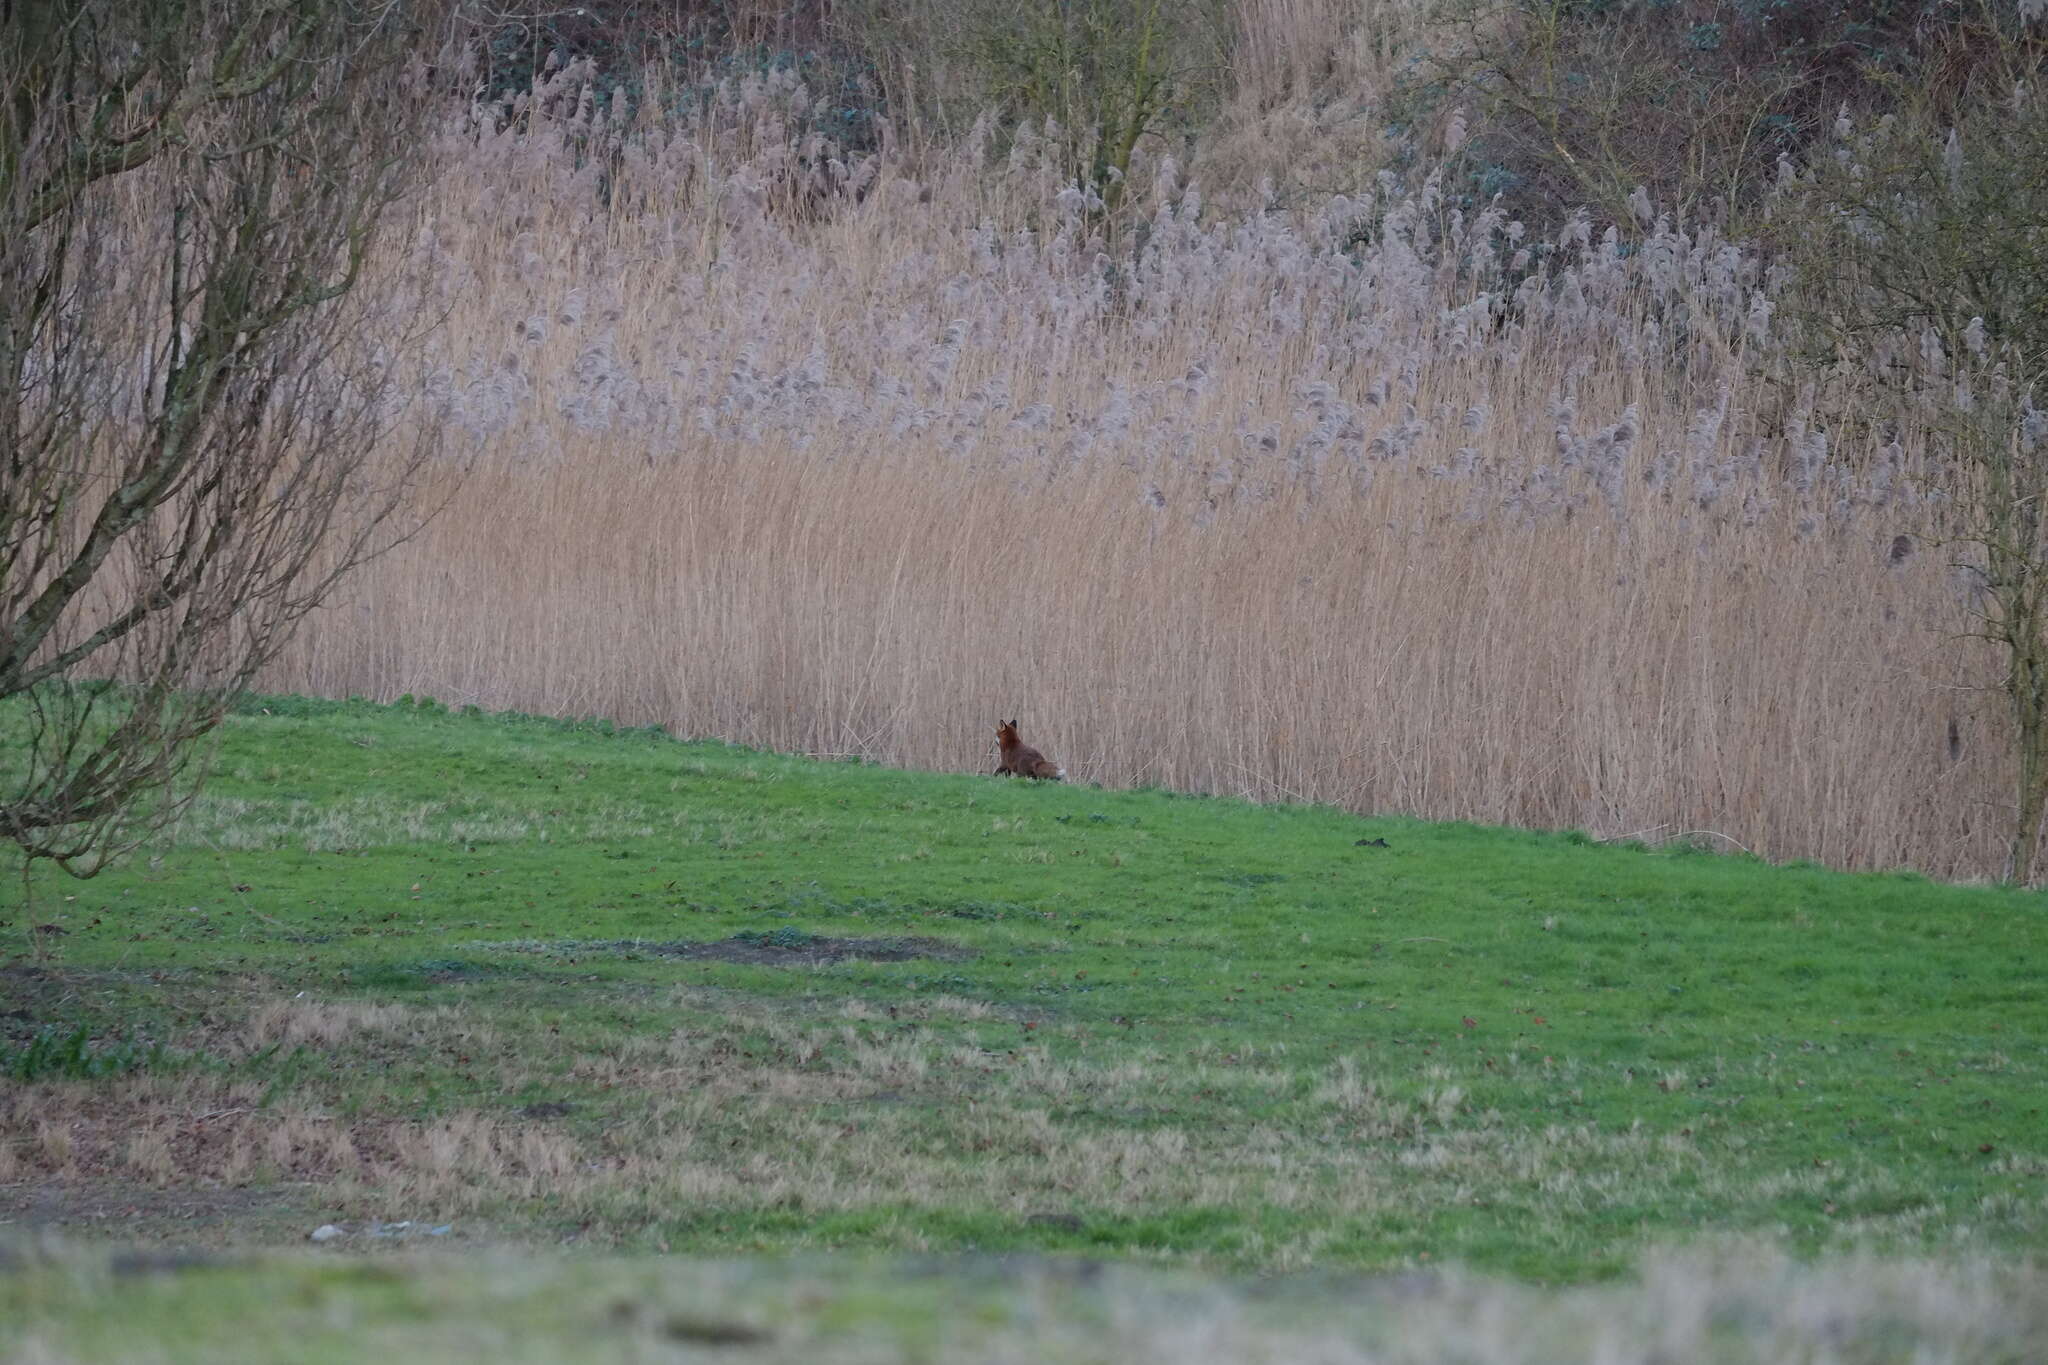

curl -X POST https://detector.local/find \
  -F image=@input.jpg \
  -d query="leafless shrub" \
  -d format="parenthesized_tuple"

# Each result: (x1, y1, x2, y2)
(0, 1, 456, 902)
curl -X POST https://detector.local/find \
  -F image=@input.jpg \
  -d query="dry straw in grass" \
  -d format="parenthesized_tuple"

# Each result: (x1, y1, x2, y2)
(243, 65, 2005, 876)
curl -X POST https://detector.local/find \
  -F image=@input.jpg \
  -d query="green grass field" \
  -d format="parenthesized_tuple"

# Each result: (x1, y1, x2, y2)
(3, 695, 2044, 1360)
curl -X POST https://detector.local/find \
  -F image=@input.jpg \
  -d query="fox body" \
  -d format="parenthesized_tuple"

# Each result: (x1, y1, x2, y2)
(994, 720, 1064, 780)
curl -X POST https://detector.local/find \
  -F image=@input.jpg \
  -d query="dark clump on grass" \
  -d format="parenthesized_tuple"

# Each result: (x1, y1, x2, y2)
(108, 1250, 239, 1278)
(557, 933, 974, 966)
(4, 1024, 178, 1082)
(403, 958, 501, 982)
(678, 932, 971, 965)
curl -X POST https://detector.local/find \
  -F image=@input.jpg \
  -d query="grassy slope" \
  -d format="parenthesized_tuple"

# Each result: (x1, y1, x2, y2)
(2, 696, 2044, 1331)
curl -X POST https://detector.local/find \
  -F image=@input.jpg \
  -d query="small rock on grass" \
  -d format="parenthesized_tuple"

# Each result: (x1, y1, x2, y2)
(309, 1224, 344, 1243)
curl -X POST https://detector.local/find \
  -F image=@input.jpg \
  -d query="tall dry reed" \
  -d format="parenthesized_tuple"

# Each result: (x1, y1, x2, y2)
(251, 63, 2003, 877)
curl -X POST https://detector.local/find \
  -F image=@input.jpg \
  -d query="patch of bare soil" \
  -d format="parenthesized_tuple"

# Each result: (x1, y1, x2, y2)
(601, 935, 972, 967)
(0, 1181, 301, 1244)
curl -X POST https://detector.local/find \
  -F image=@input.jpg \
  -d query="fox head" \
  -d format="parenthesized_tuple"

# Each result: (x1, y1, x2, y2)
(995, 720, 1019, 744)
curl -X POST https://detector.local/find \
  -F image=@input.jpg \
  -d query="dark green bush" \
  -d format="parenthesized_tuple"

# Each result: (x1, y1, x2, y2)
(5, 1024, 177, 1082)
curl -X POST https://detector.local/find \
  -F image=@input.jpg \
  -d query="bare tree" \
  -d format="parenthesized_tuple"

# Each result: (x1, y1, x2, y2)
(1, 0, 449, 900)
(1777, 7, 2048, 879)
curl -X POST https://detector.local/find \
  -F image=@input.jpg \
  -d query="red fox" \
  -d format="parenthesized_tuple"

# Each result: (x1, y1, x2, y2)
(994, 720, 1065, 780)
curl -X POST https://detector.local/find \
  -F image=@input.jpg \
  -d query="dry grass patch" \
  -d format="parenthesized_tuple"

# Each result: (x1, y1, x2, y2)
(5, 999, 1735, 1242)
(242, 999, 419, 1052)
(0, 1069, 585, 1219)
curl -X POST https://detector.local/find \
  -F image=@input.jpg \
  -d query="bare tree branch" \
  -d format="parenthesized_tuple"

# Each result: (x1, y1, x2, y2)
(1, 0, 457, 889)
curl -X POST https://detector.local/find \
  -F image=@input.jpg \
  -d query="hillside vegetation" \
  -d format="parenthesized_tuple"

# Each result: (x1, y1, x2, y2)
(8, 4, 2048, 1359)
(208, 0, 2044, 879)
(5, 697, 2043, 1273)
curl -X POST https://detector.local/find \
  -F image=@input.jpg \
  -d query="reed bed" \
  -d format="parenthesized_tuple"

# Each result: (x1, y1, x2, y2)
(251, 65, 2003, 877)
